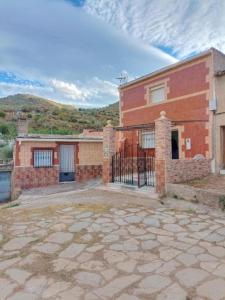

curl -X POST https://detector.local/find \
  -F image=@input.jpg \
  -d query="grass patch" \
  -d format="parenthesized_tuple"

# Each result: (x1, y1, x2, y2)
(3, 202, 20, 209)
(185, 208, 196, 214)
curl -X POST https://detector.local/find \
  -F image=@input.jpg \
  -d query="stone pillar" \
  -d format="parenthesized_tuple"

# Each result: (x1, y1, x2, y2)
(103, 120, 116, 184)
(155, 111, 172, 194)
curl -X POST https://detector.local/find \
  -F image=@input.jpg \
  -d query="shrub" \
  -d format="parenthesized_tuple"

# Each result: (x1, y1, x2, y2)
(219, 195, 225, 210)
(0, 145, 13, 159)
(0, 122, 17, 141)
(0, 111, 6, 118)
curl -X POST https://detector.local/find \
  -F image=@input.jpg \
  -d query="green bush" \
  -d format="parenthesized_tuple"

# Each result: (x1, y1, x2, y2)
(0, 122, 17, 141)
(219, 195, 225, 210)
(0, 111, 6, 118)
(0, 145, 13, 159)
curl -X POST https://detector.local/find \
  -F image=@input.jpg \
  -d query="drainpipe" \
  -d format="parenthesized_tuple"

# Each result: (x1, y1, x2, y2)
(211, 52, 217, 174)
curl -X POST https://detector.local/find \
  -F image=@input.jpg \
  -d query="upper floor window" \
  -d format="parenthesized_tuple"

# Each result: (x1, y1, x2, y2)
(150, 85, 165, 103)
(141, 131, 155, 149)
(33, 149, 53, 168)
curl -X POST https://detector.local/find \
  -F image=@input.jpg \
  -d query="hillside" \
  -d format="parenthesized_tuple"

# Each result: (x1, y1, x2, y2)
(0, 94, 74, 111)
(0, 94, 119, 134)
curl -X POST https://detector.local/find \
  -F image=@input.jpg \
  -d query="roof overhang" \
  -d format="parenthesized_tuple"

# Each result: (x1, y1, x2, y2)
(115, 119, 208, 131)
(115, 123, 155, 131)
(119, 48, 217, 89)
(16, 137, 102, 143)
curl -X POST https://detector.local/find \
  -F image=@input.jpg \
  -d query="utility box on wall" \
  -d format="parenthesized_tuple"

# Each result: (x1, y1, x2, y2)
(209, 98, 217, 111)
(185, 138, 191, 150)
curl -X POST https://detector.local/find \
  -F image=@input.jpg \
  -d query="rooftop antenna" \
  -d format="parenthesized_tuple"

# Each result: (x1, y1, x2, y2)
(116, 71, 128, 85)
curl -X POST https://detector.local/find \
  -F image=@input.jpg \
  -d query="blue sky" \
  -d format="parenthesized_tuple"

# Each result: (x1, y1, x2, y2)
(0, 0, 224, 107)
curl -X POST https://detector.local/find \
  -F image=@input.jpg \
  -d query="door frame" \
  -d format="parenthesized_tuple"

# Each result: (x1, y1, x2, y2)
(171, 129, 179, 159)
(59, 144, 76, 182)
(222, 126, 225, 168)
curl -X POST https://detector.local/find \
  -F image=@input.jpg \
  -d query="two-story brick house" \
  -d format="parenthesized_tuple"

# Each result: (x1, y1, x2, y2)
(118, 48, 225, 174)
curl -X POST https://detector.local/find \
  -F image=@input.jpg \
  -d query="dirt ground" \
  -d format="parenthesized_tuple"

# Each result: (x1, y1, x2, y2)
(186, 175, 225, 193)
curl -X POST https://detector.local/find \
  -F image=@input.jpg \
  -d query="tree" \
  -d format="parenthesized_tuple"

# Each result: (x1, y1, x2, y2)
(0, 111, 6, 118)
(0, 122, 17, 142)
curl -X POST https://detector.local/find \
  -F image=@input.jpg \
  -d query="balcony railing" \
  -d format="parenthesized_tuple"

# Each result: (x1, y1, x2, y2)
(0, 158, 13, 165)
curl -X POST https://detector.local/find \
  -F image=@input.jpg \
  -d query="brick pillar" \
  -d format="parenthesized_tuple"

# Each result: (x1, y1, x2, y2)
(103, 120, 116, 184)
(155, 111, 172, 194)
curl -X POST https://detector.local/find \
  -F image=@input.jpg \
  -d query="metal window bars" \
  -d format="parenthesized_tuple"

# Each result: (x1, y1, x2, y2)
(34, 150, 53, 167)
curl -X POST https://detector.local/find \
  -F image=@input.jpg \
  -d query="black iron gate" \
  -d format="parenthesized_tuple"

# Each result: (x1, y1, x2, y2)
(112, 145, 155, 187)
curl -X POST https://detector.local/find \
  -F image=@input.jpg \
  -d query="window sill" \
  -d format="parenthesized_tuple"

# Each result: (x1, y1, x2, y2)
(33, 166, 54, 168)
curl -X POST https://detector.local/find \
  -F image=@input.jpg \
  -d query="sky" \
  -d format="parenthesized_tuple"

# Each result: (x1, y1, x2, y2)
(0, 0, 224, 108)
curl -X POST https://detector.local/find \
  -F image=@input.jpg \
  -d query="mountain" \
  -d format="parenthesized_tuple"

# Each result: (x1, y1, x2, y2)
(0, 94, 73, 111)
(0, 94, 119, 134)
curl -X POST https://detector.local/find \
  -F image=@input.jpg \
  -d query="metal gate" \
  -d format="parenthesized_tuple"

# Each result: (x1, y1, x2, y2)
(112, 145, 155, 187)
(0, 171, 11, 202)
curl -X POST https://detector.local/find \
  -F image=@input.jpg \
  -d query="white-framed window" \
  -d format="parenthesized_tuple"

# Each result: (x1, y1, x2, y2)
(150, 85, 165, 103)
(141, 131, 155, 149)
(33, 149, 53, 168)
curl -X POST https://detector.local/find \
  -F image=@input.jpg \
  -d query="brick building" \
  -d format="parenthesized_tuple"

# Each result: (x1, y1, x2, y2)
(13, 129, 103, 192)
(102, 48, 225, 194)
(118, 48, 225, 174)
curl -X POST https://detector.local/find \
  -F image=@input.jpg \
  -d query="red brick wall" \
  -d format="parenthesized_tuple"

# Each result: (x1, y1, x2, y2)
(122, 85, 146, 110)
(122, 94, 209, 125)
(167, 62, 209, 98)
(76, 165, 102, 182)
(167, 159, 211, 183)
(120, 57, 211, 159)
(14, 166, 59, 189)
(14, 141, 21, 167)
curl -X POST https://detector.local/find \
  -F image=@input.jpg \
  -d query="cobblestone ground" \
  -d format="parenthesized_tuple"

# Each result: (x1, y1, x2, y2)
(1, 191, 225, 299)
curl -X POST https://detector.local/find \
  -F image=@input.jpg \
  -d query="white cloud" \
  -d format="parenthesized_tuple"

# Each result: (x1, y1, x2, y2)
(49, 79, 88, 101)
(0, 81, 50, 97)
(0, 0, 177, 107)
(49, 77, 118, 104)
(0, 76, 118, 108)
(49, 77, 118, 103)
(84, 0, 225, 58)
(87, 77, 118, 98)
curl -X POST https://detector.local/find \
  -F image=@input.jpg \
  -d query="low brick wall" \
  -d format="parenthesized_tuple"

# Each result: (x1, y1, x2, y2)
(167, 159, 211, 183)
(13, 166, 59, 190)
(167, 183, 224, 209)
(76, 165, 102, 182)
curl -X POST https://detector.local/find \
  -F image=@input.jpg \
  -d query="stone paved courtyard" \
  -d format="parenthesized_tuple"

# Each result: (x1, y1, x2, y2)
(1, 189, 225, 299)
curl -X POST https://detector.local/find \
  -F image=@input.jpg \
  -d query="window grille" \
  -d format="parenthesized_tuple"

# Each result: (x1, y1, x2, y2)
(141, 131, 155, 149)
(33, 149, 53, 167)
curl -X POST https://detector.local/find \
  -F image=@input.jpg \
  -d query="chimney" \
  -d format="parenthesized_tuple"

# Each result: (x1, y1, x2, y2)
(17, 118, 28, 136)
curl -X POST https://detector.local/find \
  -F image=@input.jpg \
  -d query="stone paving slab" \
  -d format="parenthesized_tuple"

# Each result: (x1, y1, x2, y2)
(1, 190, 225, 299)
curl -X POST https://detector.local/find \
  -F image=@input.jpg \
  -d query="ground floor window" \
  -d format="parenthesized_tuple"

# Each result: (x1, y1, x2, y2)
(141, 131, 155, 149)
(172, 130, 179, 159)
(33, 149, 53, 167)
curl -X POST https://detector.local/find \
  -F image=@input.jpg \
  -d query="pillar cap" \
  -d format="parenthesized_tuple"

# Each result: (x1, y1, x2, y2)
(106, 120, 113, 127)
(160, 111, 166, 118)
(155, 111, 171, 122)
